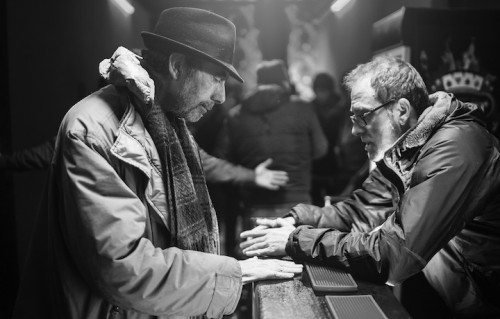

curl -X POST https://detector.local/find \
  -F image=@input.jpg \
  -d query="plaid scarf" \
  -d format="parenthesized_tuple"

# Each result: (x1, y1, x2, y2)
(100, 47, 219, 255)
(139, 102, 219, 254)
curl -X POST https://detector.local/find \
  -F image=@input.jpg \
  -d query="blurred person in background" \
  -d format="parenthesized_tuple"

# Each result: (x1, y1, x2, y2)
(310, 72, 367, 205)
(215, 59, 327, 244)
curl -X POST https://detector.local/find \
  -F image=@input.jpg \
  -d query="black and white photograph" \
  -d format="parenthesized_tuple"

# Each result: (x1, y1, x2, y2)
(2, 1, 500, 318)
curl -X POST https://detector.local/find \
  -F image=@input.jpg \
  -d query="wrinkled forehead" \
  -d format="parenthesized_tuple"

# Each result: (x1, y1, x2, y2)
(350, 76, 377, 111)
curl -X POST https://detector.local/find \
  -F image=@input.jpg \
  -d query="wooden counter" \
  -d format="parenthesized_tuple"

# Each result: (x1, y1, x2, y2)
(252, 271, 411, 319)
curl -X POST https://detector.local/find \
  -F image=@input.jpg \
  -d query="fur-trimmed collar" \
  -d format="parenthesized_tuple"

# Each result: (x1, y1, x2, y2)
(389, 92, 455, 156)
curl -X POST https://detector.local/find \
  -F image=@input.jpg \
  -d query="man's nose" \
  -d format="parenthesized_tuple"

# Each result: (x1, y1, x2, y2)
(351, 122, 364, 137)
(212, 82, 226, 105)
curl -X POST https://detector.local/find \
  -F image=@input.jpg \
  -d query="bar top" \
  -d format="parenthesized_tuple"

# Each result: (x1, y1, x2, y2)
(253, 272, 411, 319)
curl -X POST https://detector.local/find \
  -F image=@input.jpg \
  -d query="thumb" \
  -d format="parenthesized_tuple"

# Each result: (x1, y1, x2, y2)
(258, 158, 273, 169)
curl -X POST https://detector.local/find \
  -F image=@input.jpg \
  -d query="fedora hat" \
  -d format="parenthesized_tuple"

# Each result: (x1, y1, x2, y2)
(141, 7, 243, 83)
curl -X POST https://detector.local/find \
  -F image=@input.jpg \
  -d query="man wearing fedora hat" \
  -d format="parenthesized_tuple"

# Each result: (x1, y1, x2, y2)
(12, 7, 302, 319)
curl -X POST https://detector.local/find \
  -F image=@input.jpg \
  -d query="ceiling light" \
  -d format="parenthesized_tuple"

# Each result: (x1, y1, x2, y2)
(111, 0, 135, 16)
(330, 0, 352, 12)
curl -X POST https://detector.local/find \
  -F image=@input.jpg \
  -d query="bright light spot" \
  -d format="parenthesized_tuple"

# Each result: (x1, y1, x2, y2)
(111, 0, 135, 16)
(330, 0, 352, 12)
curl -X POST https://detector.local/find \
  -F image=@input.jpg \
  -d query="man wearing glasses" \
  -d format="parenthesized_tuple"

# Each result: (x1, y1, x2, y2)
(239, 55, 500, 318)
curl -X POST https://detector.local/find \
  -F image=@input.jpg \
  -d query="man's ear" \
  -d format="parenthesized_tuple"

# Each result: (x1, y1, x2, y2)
(168, 53, 185, 80)
(396, 98, 415, 126)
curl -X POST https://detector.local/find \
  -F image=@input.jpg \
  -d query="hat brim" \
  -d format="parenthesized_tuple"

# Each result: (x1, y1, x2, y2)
(141, 31, 243, 83)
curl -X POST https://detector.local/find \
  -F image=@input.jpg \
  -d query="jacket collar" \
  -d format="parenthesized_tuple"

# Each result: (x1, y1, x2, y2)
(110, 91, 159, 179)
(392, 91, 455, 155)
(379, 92, 455, 194)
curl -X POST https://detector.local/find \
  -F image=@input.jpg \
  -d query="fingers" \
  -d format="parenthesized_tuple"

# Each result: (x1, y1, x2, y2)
(240, 257, 302, 283)
(241, 241, 268, 253)
(252, 224, 269, 231)
(278, 263, 303, 273)
(275, 217, 295, 227)
(254, 218, 278, 228)
(240, 228, 269, 239)
(271, 172, 289, 180)
(270, 179, 288, 187)
(240, 235, 266, 249)
(269, 260, 303, 278)
(244, 248, 270, 257)
(274, 272, 295, 279)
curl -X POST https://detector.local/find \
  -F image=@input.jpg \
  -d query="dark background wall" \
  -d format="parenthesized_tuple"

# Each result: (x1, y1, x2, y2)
(3, 0, 150, 315)
(7, 0, 150, 267)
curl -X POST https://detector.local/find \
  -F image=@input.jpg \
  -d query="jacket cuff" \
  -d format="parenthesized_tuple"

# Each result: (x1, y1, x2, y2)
(246, 170, 256, 185)
(206, 256, 242, 319)
(285, 225, 314, 261)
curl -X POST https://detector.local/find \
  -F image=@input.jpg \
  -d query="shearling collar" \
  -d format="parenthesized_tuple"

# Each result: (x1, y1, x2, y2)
(393, 91, 454, 154)
(379, 92, 455, 194)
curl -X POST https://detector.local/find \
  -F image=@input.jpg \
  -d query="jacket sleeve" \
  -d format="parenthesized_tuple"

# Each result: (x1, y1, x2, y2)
(307, 107, 329, 160)
(290, 167, 394, 233)
(285, 123, 492, 285)
(199, 147, 255, 185)
(58, 130, 242, 318)
(0, 136, 56, 172)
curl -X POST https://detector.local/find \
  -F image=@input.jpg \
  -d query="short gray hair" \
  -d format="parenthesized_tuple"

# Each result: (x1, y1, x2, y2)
(343, 55, 429, 115)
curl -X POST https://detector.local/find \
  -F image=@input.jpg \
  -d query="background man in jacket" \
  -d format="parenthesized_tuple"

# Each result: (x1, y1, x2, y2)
(13, 7, 302, 319)
(239, 55, 500, 318)
(215, 59, 327, 234)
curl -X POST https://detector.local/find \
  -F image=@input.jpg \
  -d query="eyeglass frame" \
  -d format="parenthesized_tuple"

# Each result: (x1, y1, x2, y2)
(350, 99, 395, 127)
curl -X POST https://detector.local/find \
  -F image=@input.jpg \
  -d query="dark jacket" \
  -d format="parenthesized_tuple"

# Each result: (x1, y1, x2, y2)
(216, 84, 328, 207)
(13, 86, 242, 319)
(311, 95, 345, 176)
(285, 92, 500, 318)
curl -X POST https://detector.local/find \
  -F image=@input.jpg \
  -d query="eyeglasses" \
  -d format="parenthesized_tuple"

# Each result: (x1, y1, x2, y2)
(350, 99, 395, 127)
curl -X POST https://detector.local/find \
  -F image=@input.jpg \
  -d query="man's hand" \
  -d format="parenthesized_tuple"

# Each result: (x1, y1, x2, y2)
(238, 257, 302, 284)
(254, 158, 289, 190)
(254, 216, 296, 228)
(240, 225, 296, 257)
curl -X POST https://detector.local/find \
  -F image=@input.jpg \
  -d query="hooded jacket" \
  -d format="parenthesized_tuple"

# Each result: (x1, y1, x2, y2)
(13, 85, 242, 319)
(285, 92, 500, 318)
(216, 84, 328, 207)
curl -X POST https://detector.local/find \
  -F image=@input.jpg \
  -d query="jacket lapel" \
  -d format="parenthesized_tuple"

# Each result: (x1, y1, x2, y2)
(111, 101, 169, 229)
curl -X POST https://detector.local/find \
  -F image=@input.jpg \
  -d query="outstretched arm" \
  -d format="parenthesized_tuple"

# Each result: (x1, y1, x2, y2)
(200, 148, 288, 190)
